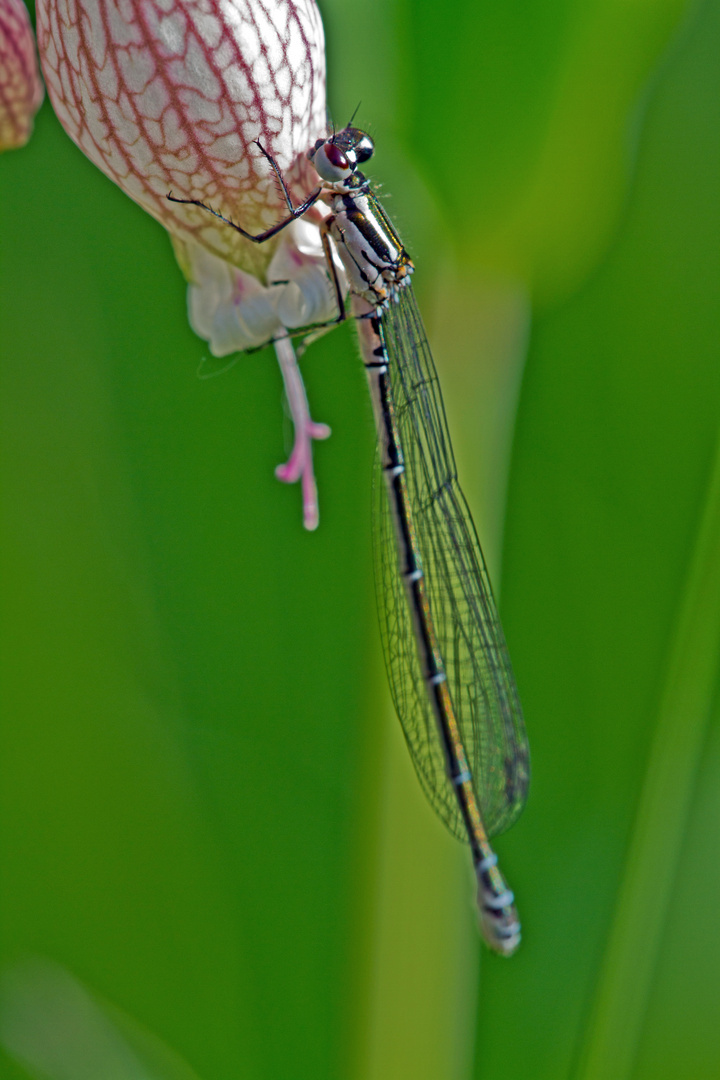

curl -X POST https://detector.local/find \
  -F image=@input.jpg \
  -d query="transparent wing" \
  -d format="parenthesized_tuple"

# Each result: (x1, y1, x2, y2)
(372, 287, 530, 840)
(373, 451, 463, 833)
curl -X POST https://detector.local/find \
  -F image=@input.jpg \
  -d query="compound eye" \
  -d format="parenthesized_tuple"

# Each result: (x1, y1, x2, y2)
(311, 139, 353, 182)
(351, 131, 374, 163)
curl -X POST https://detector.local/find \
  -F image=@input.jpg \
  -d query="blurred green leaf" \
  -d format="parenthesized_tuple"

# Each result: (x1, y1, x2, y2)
(489, 2, 720, 1077)
(399, 0, 692, 302)
(0, 959, 203, 1080)
(0, 100, 381, 1079)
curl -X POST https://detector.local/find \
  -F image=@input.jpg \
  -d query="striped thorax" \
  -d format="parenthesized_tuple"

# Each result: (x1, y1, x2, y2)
(309, 128, 413, 310)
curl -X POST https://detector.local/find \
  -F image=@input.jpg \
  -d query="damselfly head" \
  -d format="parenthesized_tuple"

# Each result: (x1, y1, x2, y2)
(309, 126, 375, 183)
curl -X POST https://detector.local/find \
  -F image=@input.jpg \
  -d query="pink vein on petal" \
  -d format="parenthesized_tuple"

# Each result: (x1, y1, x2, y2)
(35, 0, 327, 276)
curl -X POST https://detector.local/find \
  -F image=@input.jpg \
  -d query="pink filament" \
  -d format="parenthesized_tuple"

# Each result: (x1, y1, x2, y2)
(273, 336, 330, 531)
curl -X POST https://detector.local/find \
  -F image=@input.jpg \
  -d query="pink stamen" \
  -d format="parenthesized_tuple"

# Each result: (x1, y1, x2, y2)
(273, 336, 331, 531)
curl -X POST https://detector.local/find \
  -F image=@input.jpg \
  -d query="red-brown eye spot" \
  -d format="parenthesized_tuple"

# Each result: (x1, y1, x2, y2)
(325, 142, 349, 170)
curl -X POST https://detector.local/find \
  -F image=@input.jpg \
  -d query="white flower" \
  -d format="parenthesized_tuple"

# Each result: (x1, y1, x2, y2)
(37, 0, 337, 527)
(178, 218, 344, 357)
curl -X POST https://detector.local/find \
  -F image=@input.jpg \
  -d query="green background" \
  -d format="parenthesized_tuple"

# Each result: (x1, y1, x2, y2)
(1, 0, 719, 1077)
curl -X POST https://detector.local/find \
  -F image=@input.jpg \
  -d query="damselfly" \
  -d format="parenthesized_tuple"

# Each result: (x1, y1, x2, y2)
(168, 126, 530, 955)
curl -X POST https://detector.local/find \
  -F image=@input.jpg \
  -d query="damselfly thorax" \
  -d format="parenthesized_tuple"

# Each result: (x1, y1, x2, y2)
(307, 127, 414, 313)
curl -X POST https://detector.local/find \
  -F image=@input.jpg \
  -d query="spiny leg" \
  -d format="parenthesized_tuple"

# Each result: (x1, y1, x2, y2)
(166, 185, 323, 244)
(254, 139, 297, 215)
(167, 140, 323, 244)
(320, 228, 347, 323)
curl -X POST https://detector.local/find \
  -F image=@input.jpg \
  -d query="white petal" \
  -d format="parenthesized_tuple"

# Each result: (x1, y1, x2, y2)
(267, 221, 347, 327)
(275, 266, 337, 328)
(182, 239, 282, 354)
(210, 289, 281, 356)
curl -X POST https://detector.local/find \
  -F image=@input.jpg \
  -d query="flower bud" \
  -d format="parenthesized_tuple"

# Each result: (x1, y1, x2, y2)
(0, 0, 44, 151)
(36, 0, 337, 528)
(36, 0, 327, 279)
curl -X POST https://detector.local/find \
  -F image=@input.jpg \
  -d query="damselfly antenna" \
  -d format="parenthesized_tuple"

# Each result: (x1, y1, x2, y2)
(347, 101, 362, 127)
